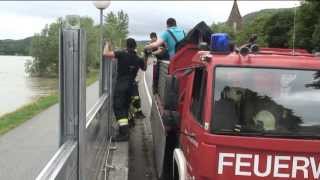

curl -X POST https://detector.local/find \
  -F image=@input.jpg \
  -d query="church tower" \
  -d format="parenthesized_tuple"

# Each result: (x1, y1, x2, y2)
(227, 0, 243, 32)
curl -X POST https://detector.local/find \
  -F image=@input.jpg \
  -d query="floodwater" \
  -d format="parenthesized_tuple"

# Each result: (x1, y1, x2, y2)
(0, 55, 58, 116)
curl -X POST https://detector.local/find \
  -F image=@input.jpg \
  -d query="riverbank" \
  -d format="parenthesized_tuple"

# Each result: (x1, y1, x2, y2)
(0, 70, 98, 135)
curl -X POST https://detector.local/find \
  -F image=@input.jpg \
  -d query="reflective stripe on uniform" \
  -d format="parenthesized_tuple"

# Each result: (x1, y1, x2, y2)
(131, 96, 140, 100)
(133, 107, 142, 113)
(118, 118, 128, 126)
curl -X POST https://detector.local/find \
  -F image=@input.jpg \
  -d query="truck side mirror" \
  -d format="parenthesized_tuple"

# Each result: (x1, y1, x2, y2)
(163, 75, 180, 111)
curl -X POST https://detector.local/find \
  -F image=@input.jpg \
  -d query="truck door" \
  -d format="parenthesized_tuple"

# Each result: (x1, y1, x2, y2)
(181, 67, 207, 177)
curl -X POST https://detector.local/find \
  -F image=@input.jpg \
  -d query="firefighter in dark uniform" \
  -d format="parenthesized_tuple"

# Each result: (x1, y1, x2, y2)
(103, 38, 146, 141)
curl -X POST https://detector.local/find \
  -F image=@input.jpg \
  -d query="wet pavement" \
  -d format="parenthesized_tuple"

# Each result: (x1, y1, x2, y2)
(0, 82, 99, 180)
(128, 66, 158, 180)
(128, 117, 157, 180)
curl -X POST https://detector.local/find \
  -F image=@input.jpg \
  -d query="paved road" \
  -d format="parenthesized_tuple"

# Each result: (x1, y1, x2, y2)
(128, 118, 157, 180)
(0, 63, 157, 180)
(0, 82, 99, 180)
(128, 65, 158, 180)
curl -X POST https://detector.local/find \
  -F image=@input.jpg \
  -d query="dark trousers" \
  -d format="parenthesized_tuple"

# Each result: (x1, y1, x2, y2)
(153, 61, 160, 93)
(113, 76, 143, 123)
(113, 77, 134, 121)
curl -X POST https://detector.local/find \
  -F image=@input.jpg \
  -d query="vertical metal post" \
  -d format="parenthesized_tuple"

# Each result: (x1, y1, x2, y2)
(99, 9, 105, 96)
(59, 28, 86, 180)
(103, 54, 112, 139)
(59, 27, 64, 145)
(60, 29, 80, 145)
(292, 4, 297, 56)
(59, 28, 86, 145)
(78, 29, 87, 180)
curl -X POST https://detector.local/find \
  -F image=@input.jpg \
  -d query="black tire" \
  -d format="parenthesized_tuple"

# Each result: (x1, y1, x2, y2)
(160, 130, 179, 180)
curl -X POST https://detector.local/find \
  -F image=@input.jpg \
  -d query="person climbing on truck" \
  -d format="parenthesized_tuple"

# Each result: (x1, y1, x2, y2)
(145, 18, 185, 59)
(149, 32, 169, 60)
(147, 32, 169, 93)
(103, 38, 147, 141)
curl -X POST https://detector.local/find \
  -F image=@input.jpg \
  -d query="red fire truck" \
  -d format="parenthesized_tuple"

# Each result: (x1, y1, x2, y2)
(150, 33, 320, 180)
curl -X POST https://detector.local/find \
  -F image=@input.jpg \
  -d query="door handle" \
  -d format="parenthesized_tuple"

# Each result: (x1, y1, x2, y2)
(183, 129, 199, 147)
(183, 129, 197, 139)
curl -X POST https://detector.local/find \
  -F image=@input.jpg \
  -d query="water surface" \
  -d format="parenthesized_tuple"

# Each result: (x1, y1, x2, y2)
(0, 55, 57, 116)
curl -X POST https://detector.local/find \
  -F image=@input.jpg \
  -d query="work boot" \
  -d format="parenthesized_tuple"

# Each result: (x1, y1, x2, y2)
(112, 125, 129, 142)
(134, 110, 146, 119)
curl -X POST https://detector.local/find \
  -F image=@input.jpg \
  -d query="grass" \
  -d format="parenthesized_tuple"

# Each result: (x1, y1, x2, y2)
(86, 69, 99, 86)
(0, 69, 99, 135)
(0, 94, 58, 135)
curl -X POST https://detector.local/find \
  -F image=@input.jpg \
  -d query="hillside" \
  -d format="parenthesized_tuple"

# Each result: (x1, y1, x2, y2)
(0, 37, 32, 56)
(242, 8, 293, 25)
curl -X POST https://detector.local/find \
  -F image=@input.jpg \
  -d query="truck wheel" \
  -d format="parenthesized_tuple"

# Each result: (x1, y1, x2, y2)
(160, 130, 179, 180)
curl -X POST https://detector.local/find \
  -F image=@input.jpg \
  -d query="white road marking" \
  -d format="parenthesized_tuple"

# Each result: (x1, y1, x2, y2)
(142, 70, 152, 106)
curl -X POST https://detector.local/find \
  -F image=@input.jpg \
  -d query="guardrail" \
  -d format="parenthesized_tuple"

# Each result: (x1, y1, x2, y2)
(36, 28, 115, 180)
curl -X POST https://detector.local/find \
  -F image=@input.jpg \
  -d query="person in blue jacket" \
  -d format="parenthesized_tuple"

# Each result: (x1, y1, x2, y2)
(145, 18, 185, 59)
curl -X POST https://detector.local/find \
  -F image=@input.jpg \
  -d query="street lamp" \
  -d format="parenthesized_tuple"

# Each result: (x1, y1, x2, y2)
(93, 1, 110, 96)
(93, 1, 110, 27)
(93, 1, 110, 10)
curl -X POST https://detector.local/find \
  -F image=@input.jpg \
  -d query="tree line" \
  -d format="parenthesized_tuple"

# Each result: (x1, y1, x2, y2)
(212, 0, 320, 52)
(0, 37, 32, 56)
(26, 10, 129, 77)
(22, 1, 320, 76)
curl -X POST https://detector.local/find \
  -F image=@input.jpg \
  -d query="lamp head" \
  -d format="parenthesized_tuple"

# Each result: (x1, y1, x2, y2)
(93, 1, 110, 10)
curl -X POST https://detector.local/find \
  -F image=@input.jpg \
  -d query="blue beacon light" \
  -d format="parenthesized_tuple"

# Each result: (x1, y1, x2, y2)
(210, 33, 230, 53)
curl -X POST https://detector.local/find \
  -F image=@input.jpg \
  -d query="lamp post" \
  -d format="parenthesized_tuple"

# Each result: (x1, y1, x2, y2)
(93, 1, 110, 96)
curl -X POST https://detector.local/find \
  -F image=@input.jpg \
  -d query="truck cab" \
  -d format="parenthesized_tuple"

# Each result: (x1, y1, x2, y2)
(151, 34, 320, 180)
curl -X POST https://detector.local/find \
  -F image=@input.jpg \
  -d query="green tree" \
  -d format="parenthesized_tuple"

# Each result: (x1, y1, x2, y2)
(27, 17, 101, 76)
(27, 22, 60, 77)
(27, 24, 49, 76)
(211, 22, 235, 40)
(211, 2, 320, 51)
(27, 12, 130, 77)
(25, 34, 42, 75)
(236, 13, 273, 46)
(46, 22, 60, 75)
(312, 23, 320, 51)
(264, 9, 294, 48)
(0, 37, 32, 55)
(80, 17, 100, 69)
(295, 0, 320, 51)
(104, 10, 129, 48)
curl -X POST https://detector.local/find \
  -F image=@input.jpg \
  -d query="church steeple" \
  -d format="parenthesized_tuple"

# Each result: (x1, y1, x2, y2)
(227, 0, 242, 32)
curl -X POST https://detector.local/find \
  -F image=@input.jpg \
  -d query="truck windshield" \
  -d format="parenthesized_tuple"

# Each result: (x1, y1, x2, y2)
(211, 67, 320, 139)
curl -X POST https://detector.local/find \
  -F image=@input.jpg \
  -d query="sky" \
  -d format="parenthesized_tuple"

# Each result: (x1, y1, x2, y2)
(0, 1, 300, 40)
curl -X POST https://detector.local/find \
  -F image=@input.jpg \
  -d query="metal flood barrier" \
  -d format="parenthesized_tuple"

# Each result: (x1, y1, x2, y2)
(36, 28, 115, 180)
